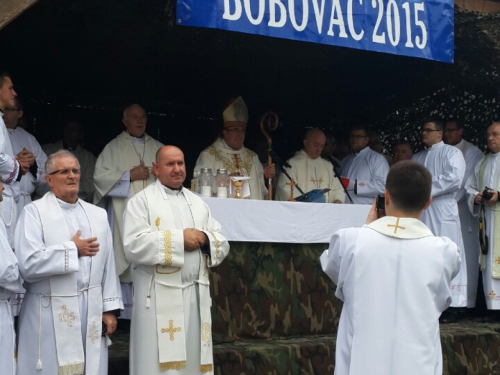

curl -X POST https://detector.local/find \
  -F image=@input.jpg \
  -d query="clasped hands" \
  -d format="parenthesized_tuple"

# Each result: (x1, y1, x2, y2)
(183, 228, 208, 251)
(16, 148, 34, 175)
(130, 162, 150, 181)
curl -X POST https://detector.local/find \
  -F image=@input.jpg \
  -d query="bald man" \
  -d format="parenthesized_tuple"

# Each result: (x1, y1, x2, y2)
(123, 145, 229, 375)
(276, 128, 345, 203)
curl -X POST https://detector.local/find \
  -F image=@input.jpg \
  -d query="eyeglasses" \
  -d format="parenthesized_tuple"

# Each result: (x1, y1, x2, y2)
(421, 128, 440, 133)
(4, 108, 19, 112)
(349, 135, 367, 139)
(444, 128, 459, 133)
(49, 168, 81, 176)
(224, 128, 246, 134)
(487, 132, 500, 138)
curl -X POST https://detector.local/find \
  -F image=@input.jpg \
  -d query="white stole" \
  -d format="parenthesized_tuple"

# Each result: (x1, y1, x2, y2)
(367, 216, 434, 239)
(145, 180, 213, 373)
(33, 193, 104, 375)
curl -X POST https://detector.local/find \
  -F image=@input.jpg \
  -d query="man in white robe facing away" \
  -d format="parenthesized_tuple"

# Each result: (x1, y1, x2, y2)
(466, 121, 500, 319)
(94, 103, 163, 319)
(15, 150, 122, 375)
(444, 118, 484, 310)
(0, 72, 30, 246)
(276, 128, 345, 203)
(123, 145, 229, 375)
(42, 118, 96, 203)
(194, 96, 274, 199)
(412, 118, 467, 322)
(0, 181, 24, 375)
(321, 161, 460, 375)
(340, 126, 390, 204)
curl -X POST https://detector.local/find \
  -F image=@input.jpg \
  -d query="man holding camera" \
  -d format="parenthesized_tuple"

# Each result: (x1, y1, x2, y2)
(321, 161, 460, 375)
(412, 118, 467, 322)
(466, 121, 500, 319)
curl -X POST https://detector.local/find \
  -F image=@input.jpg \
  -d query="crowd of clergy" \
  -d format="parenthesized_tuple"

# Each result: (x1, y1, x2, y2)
(1, 68, 500, 374)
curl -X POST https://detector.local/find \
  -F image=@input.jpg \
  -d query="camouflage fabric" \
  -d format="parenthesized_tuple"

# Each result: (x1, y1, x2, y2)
(108, 242, 500, 375)
(209, 242, 341, 343)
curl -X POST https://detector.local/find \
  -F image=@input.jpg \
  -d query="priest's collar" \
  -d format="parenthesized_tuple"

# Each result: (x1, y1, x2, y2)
(426, 140, 444, 150)
(62, 141, 78, 152)
(220, 138, 242, 151)
(128, 132, 145, 143)
(156, 179, 191, 204)
(455, 138, 465, 149)
(56, 196, 80, 209)
(490, 151, 500, 157)
(353, 146, 369, 156)
(366, 216, 433, 239)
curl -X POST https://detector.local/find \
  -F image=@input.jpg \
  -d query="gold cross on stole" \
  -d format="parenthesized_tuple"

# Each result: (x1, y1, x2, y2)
(161, 319, 181, 341)
(387, 218, 406, 234)
(310, 177, 323, 187)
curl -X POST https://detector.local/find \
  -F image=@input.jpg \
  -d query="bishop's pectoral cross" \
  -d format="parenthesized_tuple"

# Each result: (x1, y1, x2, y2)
(387, 218, 406, 234)
(286, 179, 297, 201)
(161, 319, 181, 341)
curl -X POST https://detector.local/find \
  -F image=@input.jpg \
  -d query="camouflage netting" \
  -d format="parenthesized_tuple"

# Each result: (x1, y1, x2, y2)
(109, 242, 500, 375)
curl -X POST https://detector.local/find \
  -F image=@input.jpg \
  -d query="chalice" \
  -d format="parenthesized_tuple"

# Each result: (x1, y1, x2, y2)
(231, 179, 244, 199)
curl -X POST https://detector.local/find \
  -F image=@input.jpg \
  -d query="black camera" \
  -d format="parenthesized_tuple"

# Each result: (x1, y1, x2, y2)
(376, 195, 385, 210)
(483, 187, 493, 201)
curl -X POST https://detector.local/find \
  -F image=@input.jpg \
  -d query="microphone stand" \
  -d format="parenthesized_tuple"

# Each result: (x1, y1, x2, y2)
(271, 156, 309, 201)
(326, 156, 353, 204)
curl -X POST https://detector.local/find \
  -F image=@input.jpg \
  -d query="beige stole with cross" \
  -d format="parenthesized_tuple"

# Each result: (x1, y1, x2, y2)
(144, 181, 214, 372)
(478, 155, 500, 278)
(366, 216, 433, 239)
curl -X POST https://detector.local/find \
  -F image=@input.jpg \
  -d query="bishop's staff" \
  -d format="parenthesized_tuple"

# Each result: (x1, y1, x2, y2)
(260, 111, 279, 200)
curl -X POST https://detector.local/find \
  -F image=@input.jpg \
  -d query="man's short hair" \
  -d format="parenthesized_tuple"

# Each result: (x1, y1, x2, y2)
(0, 71, 11, 88)
(386, 161, 431, 213)
(445, 118, 463, 129)
(422, 118, 444, 131)
(393, 140, 413, 153)
(350, 125, 370, 135)
(45, 150, 80, 175)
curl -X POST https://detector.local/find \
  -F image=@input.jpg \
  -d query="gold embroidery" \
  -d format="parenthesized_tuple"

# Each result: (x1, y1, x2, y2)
(495, 257, 500, 265)
(159, 361, 186, 370)
(201, 322, 211, 347)
(489, 290, 496, 300)
(387, 218, 406, 234)
(155, 265, 181, 274)
(208, 231, 220, 259)
(200, 364, 213, 373)
(155, 217, 160, 231)
(161, 319, 181, 341)
(58, 305, 76, 327)
(207, 147, 254, 177)
(310, 177, 323, 186)
(164, 231, 172, 266)
(88, 321, 100, 344)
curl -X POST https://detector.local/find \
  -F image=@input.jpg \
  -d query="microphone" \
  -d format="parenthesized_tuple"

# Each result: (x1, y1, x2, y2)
(269, 150, 292, 169)
(324, 155, 341, 169)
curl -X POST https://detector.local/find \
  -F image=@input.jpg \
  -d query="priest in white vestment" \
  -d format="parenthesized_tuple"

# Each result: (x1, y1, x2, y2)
(0, 181, 24, 375)
(194, 96, 274, 200)
(42, 119, 96, 202)
(412, 119, 467, 315)
(340, 126, 390, 204)
(276, 128, 345, 203)
(123, 146, 229, 375)
(466, 121, 500, 314)
(94, 103, 163, 319)
(444, 119, 484, 308)
(321, 161, 460, 375)
(0, 73, 31, 246)
(15, 150, 122, 375)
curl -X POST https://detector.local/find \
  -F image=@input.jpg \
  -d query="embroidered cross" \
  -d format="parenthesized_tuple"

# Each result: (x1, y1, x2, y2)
(286, 179, 297, 201)
(310, 177, 323, 188)
(495, 257, 500, 265)
(161, 319, 181, 341)
(387, 218, 406, 234)
(232, 155, 241, 174)
(489, 290, 496, 300)
(59, 305, 76, 327)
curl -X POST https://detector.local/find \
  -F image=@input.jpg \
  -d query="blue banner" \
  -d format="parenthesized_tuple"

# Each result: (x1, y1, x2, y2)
(176, 0, 453, 63)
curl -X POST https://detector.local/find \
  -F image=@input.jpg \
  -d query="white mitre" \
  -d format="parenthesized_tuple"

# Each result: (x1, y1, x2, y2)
(223, 96, 249, 123)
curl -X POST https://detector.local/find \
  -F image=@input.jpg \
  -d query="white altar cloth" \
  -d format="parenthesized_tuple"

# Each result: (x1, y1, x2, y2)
(200, 197, 370, 244)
